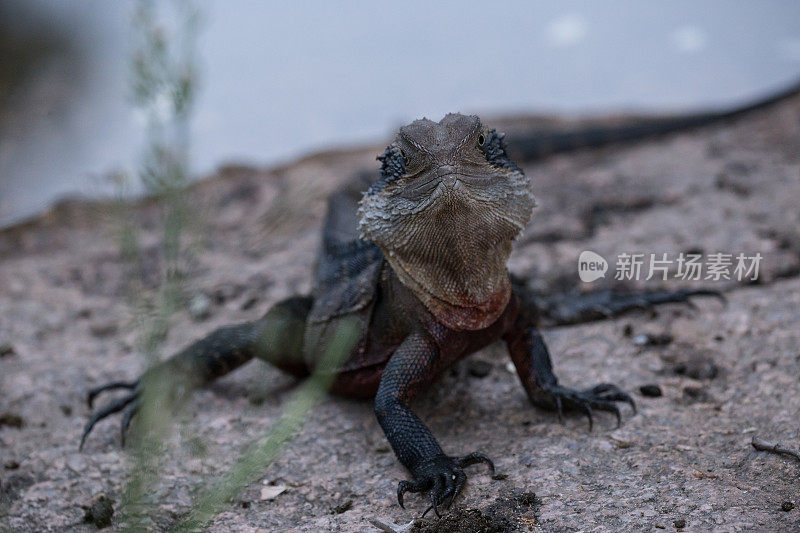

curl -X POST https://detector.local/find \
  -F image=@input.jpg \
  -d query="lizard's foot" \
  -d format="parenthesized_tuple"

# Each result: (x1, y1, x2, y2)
(397, 452, 494, 518)
(540, 382, 636, 431)
(80, 380, 141, 451)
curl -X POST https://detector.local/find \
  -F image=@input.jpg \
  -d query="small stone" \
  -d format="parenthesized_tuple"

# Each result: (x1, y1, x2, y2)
(189, 294, 212, 321)
(781, 501, 795, 512)
(331, 499, 352, 514)
(0, 412, 24, 429)
(240, 295, 259, 311)
(609, 436, 632, 449)
(260, 484, 286, 500)
(683, 386, 712, 403)
(633, 333, 673, 347)
(639, 384, 663, 397)
(673, 354, 719, 380)
(468, 359, 492, 378)
(0, 343, 15, 357)
(83, 493, 115, 529)
(674, 518, 686, 529)
(491, 473, 509, 480)
(89, 321, 118, 338)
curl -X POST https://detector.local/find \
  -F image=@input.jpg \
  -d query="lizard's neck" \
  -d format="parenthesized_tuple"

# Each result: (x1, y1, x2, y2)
(389, 254, 512, 331)
(379, 201, 514, 331)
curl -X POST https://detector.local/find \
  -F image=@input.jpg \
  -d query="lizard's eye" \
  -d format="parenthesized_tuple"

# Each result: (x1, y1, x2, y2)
(477, 133, 485, 146)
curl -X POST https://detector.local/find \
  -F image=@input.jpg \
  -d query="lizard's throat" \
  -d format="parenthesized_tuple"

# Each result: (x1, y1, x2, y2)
(362, 187, 531, 329)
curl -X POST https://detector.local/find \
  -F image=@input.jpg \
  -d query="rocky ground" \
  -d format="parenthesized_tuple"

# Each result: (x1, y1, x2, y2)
(1, 95, 800, 532)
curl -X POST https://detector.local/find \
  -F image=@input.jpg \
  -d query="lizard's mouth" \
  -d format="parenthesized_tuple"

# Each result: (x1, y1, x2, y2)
(399, 171, 505, 202)
(397, 172, 537, 223)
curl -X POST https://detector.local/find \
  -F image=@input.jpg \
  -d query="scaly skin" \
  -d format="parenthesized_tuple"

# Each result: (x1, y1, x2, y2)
(83, 108, 765, 516)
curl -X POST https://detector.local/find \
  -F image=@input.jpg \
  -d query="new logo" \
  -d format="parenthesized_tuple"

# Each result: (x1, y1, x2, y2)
(578, 250, 608, 282)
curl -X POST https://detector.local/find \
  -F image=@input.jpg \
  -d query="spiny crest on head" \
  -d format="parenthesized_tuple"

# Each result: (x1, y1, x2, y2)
(367, 145, 406, 195)
(378, 145, 406, 181)
(480, 129, 521, 172)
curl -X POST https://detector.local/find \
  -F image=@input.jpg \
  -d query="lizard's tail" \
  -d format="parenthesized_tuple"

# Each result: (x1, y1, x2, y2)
(506, 77, 800, 162)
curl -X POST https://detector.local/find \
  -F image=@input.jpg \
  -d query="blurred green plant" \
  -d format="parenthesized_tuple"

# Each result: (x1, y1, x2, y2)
(112, 0, 202, 529)
(110, 1, 355, 530)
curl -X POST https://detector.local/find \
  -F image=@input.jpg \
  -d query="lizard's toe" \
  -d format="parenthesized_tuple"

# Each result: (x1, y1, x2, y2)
(584, 383, 637, 414)
(80, 381, 141, 451)
(87, 380, 138, 409)
(400, 452, 494, 517)
(541, 382, 635, 431)
(397, 478, 428, 509)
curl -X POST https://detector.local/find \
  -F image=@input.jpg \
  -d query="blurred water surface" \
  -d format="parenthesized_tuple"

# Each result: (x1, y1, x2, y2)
(1, 0, 799, 227)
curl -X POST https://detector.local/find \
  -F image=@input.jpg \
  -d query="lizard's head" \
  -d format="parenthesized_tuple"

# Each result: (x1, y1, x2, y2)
(358, 113, 536, 253)
(357, 114, 536, 324)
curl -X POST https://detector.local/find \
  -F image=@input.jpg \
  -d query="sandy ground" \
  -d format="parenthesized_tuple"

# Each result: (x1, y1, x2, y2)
(1, 96, 800, 532)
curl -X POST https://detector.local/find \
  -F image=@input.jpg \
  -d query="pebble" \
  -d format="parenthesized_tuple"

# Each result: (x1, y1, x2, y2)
(673, 354, 719, 380)
(0, 413, 24, 429)
(634, 333, 673, 347)
(82, 493, 115, 529)
(781, 501, 795, 512)
(467, 359, 492, 378)
(89, 321, 118, 338)
(331, 499, 353, 514)
(683, 386, 712, 403)
(674, 518, 686, 529)
(240, 295, 259, 311)
(189, 294, 212, 321)
(639, 384, 663, 397)
(260, 484, 287, 500)
(0, 343, 15, 357)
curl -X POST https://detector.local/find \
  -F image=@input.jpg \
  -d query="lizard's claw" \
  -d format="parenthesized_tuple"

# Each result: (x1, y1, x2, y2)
(541, 382, 636, 430)
(397, 452, 494, 517)
(87, 380, 137, 409)
(80, 380, 141, 451)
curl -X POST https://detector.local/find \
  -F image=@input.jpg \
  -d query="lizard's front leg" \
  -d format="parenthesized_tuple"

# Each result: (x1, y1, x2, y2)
(504, 316, 636, 430)
(375, 332, 494, 517)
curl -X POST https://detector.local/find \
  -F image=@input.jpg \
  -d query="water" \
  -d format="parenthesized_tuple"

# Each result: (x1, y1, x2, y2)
(1, 0, 799, 227)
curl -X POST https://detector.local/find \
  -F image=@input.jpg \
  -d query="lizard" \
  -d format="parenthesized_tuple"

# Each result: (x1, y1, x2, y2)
(80, 80, 799, 516)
